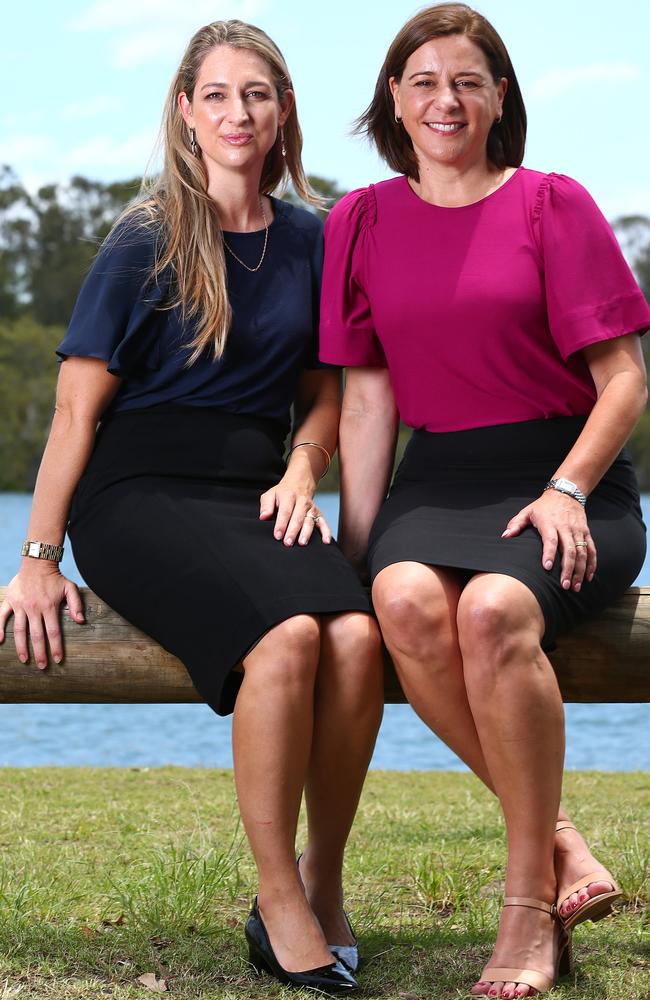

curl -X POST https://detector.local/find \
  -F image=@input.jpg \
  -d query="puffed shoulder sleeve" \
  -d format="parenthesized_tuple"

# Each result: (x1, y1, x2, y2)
(533, 173, 650, 360)
(56, 217, 169, 377)
(319, 188, 386, 366)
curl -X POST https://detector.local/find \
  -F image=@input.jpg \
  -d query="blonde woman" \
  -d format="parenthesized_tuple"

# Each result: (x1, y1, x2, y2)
(0, 20, 384, 992)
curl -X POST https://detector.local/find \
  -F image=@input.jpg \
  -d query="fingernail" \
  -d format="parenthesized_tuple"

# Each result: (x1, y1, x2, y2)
(274, 531, 282, 539)
(501, 529, 510, 537)
(285, 537, 293, 545)
(54, 656, 62, 664)
(544, 560, 553, 569)
(20, 655, 27, 663)
(574, 583, 581, 592)
(299, 538, 307, 546)
(562, 579, 570, 589)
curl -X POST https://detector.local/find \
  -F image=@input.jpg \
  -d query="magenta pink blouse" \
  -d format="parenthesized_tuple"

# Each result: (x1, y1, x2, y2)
(320, 168, 650, 432)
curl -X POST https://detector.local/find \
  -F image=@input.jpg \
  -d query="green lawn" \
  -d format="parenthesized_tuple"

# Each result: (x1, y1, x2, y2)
(0, 768, 647, 998)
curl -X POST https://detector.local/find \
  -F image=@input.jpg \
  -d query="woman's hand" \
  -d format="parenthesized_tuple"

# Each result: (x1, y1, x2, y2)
(0, 564, 85, 669)
(259, 477, 332, 547)
(502, 490, 597, 592)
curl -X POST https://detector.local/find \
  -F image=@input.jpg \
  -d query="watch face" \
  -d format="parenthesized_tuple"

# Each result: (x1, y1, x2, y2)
(555, 478, 576, 492)
(28, 542, 41, 557)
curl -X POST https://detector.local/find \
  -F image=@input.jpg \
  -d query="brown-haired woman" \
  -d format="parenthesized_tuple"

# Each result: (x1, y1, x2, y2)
(321, 3, 649, 996)
(0, 19, 384, 993)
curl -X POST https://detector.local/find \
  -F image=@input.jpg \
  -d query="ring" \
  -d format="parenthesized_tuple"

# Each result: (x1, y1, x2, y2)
(575, 542, 587, 548)
(306, 511, 321, 523)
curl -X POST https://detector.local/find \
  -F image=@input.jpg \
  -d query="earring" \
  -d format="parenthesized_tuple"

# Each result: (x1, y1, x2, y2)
(494, 113, 502, 124)
(394, 113, 402, 124)
(280, 126, 286, 158)
(190, 128, 198, 155)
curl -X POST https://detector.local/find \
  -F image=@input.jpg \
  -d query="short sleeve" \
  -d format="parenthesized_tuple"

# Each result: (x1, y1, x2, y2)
(302, 213, 333, 370)
(533, 173, 650, 360)
(56, 217, 169, 377)
(319, 188, 386, 367)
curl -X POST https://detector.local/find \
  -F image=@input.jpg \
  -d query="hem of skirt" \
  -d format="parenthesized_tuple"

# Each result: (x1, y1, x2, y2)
(188, 593, 373, 716)
(369, 551, 559, 650)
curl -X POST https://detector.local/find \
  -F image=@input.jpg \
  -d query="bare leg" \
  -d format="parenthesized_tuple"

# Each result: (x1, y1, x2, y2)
(458, 575, 564, 998)
(299, 612, 384, 944)
(373, 562, 498, 785)
(372, 561, 615, 924)
(232, 614, 332, 973)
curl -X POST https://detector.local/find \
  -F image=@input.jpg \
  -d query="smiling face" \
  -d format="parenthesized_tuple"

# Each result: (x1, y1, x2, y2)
(178, 44, 293, 183)
(390, 34, 506, 172)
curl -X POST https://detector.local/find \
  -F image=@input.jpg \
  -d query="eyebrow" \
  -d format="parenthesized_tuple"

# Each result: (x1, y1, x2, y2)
(200, 80, 271, 90)
(407, 69, 485, 80)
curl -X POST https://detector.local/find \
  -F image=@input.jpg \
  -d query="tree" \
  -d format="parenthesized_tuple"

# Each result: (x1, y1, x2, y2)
(28, 175, 141, 326)
(0, 317, 62, 490)
(612, 214, 650, 302)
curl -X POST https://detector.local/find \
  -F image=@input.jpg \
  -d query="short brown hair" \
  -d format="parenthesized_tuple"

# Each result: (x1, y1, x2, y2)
(356, 3, 526, 179)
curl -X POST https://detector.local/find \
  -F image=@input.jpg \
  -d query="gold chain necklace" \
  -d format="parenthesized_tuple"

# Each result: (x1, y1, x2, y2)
(223, 197, 269, 273)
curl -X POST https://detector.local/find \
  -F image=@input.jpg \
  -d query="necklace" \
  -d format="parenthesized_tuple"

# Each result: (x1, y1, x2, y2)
(222, 197, 269, 273)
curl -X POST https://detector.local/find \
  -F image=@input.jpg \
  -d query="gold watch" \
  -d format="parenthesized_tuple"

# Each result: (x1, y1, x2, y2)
(21, 540, 64, 562)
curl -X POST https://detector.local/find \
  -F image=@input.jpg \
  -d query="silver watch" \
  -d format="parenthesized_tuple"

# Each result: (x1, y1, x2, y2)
(544, 478, 587, 507)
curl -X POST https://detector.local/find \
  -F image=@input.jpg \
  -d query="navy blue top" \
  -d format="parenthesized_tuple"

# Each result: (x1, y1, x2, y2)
(56, 198, 325, 432)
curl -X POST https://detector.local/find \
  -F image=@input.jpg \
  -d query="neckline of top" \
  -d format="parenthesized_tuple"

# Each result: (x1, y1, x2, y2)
(402, 166, 523, 211)
(221, 195, 287, 236)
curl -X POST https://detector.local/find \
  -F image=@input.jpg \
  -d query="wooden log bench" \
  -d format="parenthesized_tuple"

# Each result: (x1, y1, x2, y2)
(0, 586, 649, 703)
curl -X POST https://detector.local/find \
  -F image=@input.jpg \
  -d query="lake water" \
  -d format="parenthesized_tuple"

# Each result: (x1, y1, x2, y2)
(1, 492, 649, 771)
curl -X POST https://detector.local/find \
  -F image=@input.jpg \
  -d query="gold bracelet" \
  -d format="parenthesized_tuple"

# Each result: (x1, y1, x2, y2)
(289, 441, 332, 480)
(21, 540, 64, 562)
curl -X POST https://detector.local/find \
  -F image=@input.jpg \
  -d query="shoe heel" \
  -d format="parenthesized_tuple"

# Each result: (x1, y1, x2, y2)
(248, 943, 270, 976)
(559, 933, 574, 977)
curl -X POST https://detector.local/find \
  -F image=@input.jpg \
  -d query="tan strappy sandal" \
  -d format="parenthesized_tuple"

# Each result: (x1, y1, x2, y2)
(555, 823, 623, 931)
(477, 897, 573, 996)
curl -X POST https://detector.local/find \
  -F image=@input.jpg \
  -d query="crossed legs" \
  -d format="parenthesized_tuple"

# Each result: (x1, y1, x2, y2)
(373, 562, 609, 997)
(232, 612, 383, 972)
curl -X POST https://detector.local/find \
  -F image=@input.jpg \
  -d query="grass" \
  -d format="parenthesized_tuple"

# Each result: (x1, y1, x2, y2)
(0, 768, 647, 999)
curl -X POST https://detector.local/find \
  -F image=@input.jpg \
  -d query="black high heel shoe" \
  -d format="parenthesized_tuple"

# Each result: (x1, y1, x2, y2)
(296, 854, 360, 972)
(245, 898, 359, 992)
(329, 912, 359, 974)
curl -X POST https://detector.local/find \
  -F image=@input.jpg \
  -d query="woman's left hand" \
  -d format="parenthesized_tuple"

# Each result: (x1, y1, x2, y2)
(259, 480, 332, 547)
(502, 490, 597, 592)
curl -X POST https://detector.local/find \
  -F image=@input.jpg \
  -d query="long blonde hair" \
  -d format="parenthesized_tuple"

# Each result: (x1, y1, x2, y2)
(118, 20, 318, 364)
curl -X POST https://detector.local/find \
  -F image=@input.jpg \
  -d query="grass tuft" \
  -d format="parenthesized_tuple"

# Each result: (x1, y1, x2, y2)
(0, 767, 647, 999)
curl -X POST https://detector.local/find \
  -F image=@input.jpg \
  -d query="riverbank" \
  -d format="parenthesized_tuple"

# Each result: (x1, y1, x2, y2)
(0, 769, 647, 998)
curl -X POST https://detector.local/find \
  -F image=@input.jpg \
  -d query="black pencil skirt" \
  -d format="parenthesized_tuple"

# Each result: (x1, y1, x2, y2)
(68, 407, 371, 715)
(368, 417, 646, 648)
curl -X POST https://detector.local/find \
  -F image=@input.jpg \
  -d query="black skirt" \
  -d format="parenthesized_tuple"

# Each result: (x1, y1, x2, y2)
(68, 407, 370, 715)
(368, 417, 646, 648)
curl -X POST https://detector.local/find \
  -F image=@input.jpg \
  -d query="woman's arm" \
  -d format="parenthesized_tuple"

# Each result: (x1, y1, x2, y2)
(504, 332, 648, 591)
(337, 368, 399, 579)
(259, 369, 341, 546)
(0, 357, 121, 667)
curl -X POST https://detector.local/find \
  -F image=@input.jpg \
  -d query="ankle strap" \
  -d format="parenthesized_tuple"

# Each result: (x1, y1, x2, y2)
(504, 896, 557, 916)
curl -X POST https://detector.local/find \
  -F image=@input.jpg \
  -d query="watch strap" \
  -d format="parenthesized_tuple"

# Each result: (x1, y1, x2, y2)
(544, 479, 587, 507)
(21, 540, 64, 562)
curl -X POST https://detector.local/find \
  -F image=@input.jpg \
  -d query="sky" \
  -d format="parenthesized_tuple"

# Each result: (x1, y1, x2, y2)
(2, 0, 649, 221)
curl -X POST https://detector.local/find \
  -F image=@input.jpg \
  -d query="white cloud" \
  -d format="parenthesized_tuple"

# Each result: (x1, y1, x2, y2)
(61, 97, 116, 120)
(530, 63, 642, 101)
(72, 0, 268, 33)
(63, 130, 161, 174)
(70, 0, 270, 69)
(601, 188, 650, 222)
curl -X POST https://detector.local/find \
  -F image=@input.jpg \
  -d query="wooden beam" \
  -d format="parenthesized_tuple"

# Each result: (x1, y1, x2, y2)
(1, 587, 649, 704)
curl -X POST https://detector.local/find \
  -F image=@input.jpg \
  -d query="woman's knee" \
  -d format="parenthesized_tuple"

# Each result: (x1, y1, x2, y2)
(457, 577, 544, 668)
(244, 614, 321, 688)
(372, 565, 459, 658)
(323, 611, 381, 662)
